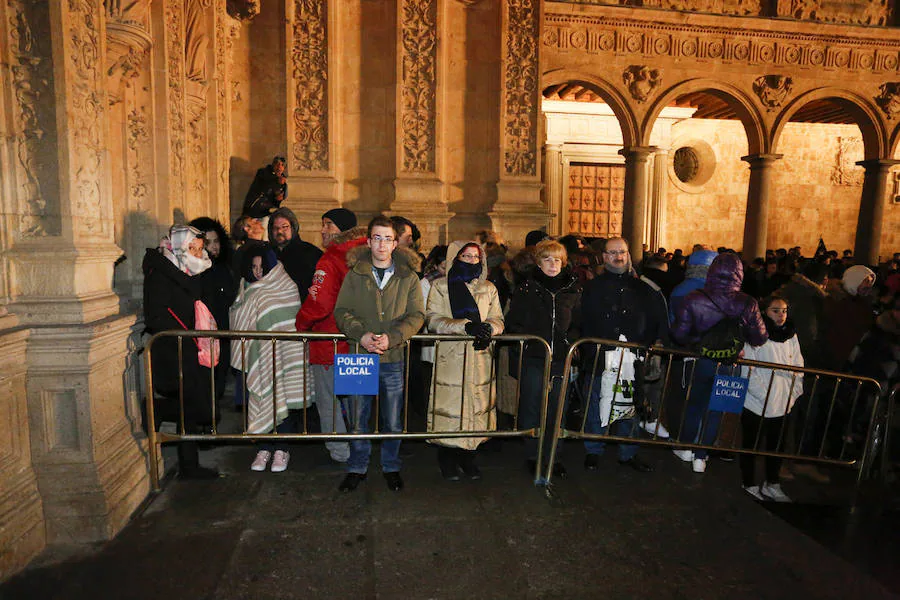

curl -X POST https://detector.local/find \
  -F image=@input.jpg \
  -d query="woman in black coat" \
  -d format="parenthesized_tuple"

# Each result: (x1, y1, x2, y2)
(142, 224, 220, 479)
(506, 240, 581, 478)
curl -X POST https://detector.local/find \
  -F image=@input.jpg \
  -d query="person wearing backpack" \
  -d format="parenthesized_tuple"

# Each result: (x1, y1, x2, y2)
(671, 252, 768, 473)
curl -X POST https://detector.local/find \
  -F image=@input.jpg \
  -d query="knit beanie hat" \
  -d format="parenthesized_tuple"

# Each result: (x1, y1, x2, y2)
(322, 208, 357, 232)
(842, 265, 875, 296)
(524, 230, 547, 247)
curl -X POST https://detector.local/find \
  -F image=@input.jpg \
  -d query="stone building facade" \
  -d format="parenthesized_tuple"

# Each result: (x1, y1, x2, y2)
(1, 0, 900, 578)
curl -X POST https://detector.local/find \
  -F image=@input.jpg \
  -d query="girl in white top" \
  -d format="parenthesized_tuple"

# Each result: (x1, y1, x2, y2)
(740, 296, 804, 502)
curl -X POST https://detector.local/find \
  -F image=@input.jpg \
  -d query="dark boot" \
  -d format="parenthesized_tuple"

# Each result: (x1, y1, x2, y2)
(437, 447, 460, 481)
(457, 449, 482, 480)
(177, 442, 219, 480)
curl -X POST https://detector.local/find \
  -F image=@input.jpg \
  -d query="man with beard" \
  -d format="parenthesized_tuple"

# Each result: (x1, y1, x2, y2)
(581, 237, 669, 473)
(268, 207, 321, 301)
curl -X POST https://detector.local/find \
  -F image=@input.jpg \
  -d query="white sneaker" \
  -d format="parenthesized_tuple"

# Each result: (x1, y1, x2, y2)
(760, 481, 791, 503)
(250, 450, 271, 472)
(271, 450, 290, 473)
(640, 420, 670, 438)
(692, 458, 707, 473)
(743, 485, 765, 500)
(672, 449, 693, 462)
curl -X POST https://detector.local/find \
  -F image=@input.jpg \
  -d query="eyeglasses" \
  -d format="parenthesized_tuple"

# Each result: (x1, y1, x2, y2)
(604, 250, 627, 256)
(459, 253, 481, 261)
(371, 235, 395, 245)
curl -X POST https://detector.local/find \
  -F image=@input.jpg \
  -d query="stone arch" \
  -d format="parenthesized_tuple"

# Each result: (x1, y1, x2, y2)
(888, 121, 900, 158)
(642, 79, 767, 155)
(541, 69, 640, 148)
(772, 88, 885, 160)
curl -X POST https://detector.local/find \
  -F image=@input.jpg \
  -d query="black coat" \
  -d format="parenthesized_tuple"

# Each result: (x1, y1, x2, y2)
(142, 249, 216, 428)
(581, 270, 670, 347)
(506, 270, 582, 368)
(275, 237, 323, 301)
(243, 165, 287, 218)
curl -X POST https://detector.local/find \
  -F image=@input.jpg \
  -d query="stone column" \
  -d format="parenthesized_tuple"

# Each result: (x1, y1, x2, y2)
(648, 149, 668, 252)
(491, 0, 548, 248)
(854, 159, 900, 265)
(285, 0, 340, 242)
(619, 146, 656, 250)
(544, 144, 564, 236)
(740, 153, 782, 260)
(389, 0, 453, 249)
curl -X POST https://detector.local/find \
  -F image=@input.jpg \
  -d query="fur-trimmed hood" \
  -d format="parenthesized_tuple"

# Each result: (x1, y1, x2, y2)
(346, 243, 422, 275)
(445, 240, 488, 283)
(328, 225, 367, 250)
(788, 272, 827, 298)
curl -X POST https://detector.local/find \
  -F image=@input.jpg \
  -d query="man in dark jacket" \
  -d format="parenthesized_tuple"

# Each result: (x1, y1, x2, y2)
(581, 237, 669, 473)
(269, 207, 322, 301)
(671, 252, 767, 473)
(243, 155, 288, 218)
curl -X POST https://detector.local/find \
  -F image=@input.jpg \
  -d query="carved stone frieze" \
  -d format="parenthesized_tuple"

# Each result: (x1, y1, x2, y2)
(290, 0, 329, 172)
(623, 65, 662, 103)
(831, 136, 864, 186)
(186, 0, 212, 84)
(66, 0, 108, 236)
(399, 0, 437, 174)
(543, 13, 900, 75)
(643, 0, 761, 15)
(165, 0, 186, 203)
(753, 74, 793, 110)
(875, 82, 900, 119)
(8, 0, 59, 237)
(105, 0, 152, 29)
(216, 0, 234, 196)
(503, 0, 540, 178)
(776, 0, 891, 27)
(126, 107, 151, 208)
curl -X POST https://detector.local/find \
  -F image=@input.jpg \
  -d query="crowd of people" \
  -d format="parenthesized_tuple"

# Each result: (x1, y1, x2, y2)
(142, 157, 900, 500)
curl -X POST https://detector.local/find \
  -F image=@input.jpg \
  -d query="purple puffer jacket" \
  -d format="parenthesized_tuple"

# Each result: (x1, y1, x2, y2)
(671, 252, 768, 348)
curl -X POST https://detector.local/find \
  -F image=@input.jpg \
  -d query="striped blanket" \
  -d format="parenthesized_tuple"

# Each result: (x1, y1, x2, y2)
(229, 262, 312, 433)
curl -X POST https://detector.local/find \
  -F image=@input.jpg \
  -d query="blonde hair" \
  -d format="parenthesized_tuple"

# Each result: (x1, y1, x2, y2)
(534, 239, 568, 267)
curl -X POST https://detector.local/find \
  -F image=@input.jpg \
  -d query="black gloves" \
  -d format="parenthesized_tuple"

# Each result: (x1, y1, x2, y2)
(472, 322, 493, 351)
(464, 321, 480, 336)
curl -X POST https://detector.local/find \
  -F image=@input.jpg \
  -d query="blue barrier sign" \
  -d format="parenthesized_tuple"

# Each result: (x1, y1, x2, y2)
(334, 354, 379, 395)
(708, 375, 748, 414)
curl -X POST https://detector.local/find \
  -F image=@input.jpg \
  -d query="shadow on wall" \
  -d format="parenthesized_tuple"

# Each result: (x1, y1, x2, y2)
(229, 156, 252, 220)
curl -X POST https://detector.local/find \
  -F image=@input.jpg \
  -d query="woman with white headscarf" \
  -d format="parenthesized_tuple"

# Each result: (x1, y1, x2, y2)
(142, 224, 220, 479)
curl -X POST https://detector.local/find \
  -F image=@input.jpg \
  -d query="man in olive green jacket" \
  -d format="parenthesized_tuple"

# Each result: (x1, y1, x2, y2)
(333, 216, 424, 492)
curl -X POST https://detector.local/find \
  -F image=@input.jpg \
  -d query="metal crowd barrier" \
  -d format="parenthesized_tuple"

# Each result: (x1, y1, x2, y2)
(543, 338, 884, 501)
(144, 330, 552, 491)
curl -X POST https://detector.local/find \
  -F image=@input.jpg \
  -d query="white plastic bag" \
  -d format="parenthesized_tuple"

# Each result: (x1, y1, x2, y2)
(598, 335, 637, 427)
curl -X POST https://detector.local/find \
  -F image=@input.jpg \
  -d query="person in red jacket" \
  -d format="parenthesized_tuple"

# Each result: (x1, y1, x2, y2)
(295, 208, 366, 463)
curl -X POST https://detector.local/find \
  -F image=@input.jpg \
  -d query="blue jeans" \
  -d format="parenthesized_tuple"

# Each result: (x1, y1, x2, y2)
(584, 374, 639, 461)
(679, 359, 738, 459)
(342, 361, 404, 474)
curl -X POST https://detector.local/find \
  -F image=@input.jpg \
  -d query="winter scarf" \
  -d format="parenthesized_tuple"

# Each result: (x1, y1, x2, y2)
(533, 267, 570, 293)
(763, 315, 797, 343)
(448, 253, 482, 322)
(160, 225, 211, 276)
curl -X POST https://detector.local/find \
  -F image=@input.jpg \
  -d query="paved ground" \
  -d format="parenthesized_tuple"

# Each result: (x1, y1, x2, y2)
(1, 431, 898, 600)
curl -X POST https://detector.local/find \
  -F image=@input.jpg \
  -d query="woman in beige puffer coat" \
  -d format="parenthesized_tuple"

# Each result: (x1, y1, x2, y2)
(426, 241, 504, 480)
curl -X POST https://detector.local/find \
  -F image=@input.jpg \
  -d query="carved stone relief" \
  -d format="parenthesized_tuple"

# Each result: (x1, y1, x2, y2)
(8, 0, 60, 237)
(776, 0, 892, 27)
(67, 0, 108, 237)
(543, 13, 900, 75)
(831, 136, 864, 186)
(399, 0, 437, 174)
(105, 1, 152, 106)
(753, 74, 793, 110)
(503, 0, 540, 177)
(643, 0, 761, 15)
(623, 65, 662, 103)
(186, 0, 211, 84)
(216, 0, 237, 199)
(126, 107, 151, 209)
(165, 0, 186, 206)
(875, 82, 900, 119)
(290, 0, 329, 172)
(105, 0, 152, 29)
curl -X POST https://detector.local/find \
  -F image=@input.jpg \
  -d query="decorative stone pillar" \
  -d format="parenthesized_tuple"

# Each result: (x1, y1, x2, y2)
(740, 153, 782, 260)
(854, 159, 900, 264)
(491, 0, 548, 247)
(544, 143, 564, 236)
(285, 0, 340, 242)
(388, 0, 452, 248)
(648, 149, 668, 252)
(619, 146, 656, 250)
(156, 0, 188, 220)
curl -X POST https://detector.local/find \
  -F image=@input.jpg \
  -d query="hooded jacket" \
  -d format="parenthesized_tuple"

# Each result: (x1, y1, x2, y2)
(671, 252, 768, 349)
(669, 249, 717, 322)
(426, 240, 504, 449)
(294, 225, 368, 365)
(333, 245, 425, 364)
(823, 283, 875, 370)
(268, 207, 322, 301)
(774, 273, 827, 368)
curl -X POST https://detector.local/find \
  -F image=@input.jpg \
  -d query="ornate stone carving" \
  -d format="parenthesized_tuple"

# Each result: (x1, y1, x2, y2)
(875, 82, 900, 119)
(399, 0, 437, 174)
(186, 0, 212, 84)
(226, 0, 259, 20)
(216, 0, 235, 196)
(831, 136, 864, 186)
(643, 0, 761, 15)
(165, 0, 186, 203)
(290, 0, 329, 172)
(67, 0, 107, 236)
(8, 1, 58, 237)
(776, 0, 891, 27)
(753, 74, 793, 110)
(126, 107, 151, 208)
(503, 0, 539, 177)
(543, 13, 900, 74)
(623, 65, 662, 103)
(105, 0, 152, 28)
